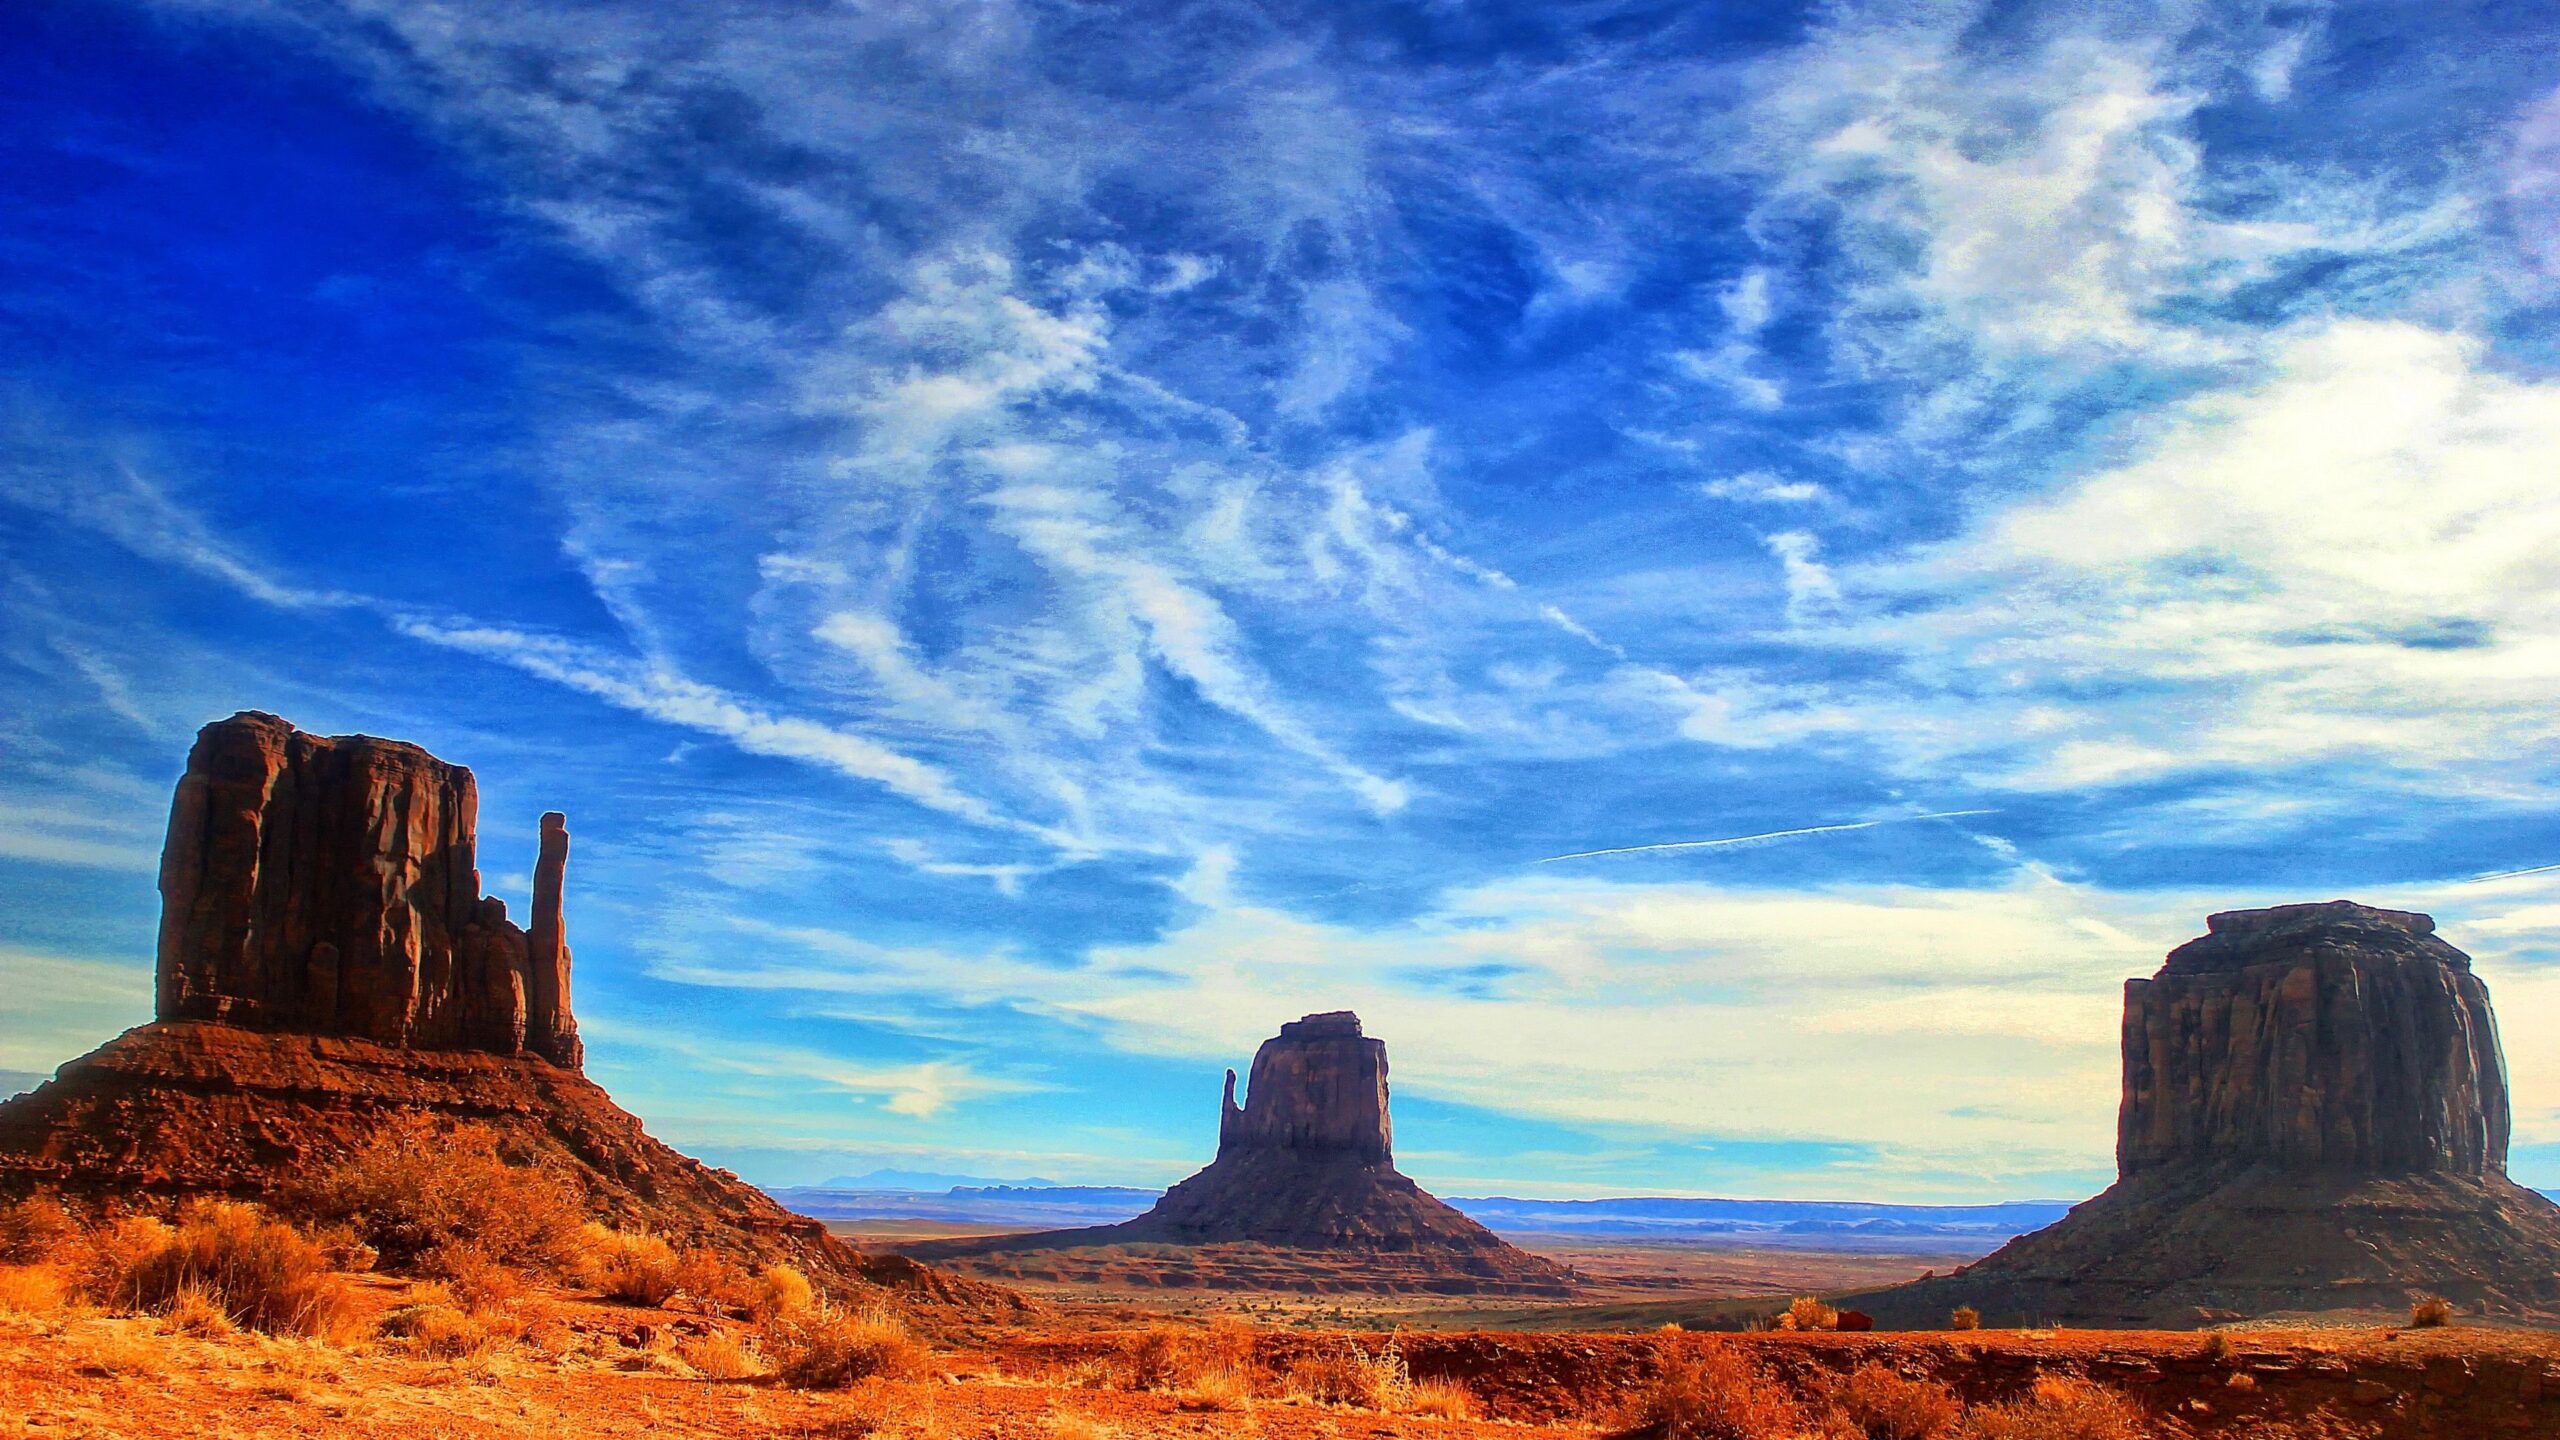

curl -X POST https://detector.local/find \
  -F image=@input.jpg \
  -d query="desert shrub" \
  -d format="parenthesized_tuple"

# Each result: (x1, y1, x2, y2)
(308, 1222, 378, 1274)
(2200, 1332, 2233, 1362)
(767, 1302, 929, 1388)
(1781, 1296, 1840, 1332)
(2409, 1295, 2454, 1328)
(679, 1330, 765, 1380)
(1120, 1320, 1256, 1392)
(585, 1226, 683, 1306)
(1951, 1376, 2147, 1440)
(750, 1262, 814, 1321)
(1285, 1341, 1411, 1410)
(94, 1202, 363, 1341)
(1947, 1307, 1980, 1332)
(300, 1117, 586, 1274)
(74, 1216, 173, 1299)
(1832, 1363, 1959, 1440)
(1627, 1343, 1807, 1440)
(0, 1265, 68, 1314)
(672, 1247, 750, 1311)
(422, 1243, 528, 1312)
(382, 1294, 492, 1358)
(1407, 1376, 1480, 1420)
(0, 1196, 78, 1264)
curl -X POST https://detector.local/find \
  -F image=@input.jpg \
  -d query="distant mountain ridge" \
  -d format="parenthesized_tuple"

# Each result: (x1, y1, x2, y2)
(768, 1179, 2080, 1253)
(820, 1167, 1062, 1191)
(1446, 1195, 2076, 1236)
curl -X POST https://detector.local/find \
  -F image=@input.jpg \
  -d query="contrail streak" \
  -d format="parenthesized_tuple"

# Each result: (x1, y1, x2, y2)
(1536, 810, 2000, 864)
(2461, 861, 2560, 884)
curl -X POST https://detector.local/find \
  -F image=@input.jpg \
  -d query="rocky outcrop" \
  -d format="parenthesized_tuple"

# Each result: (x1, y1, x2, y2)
(2120, 902, 2506, 1177)
(1217, 1011, 1391, 1164)
(0, 1020, 1019, 1315)
(903, 1012, 1580, 1296)
(2, 710, 1021, 1318)
(154, 712, 580, 1065)
(1849, 902, 2560, 1327)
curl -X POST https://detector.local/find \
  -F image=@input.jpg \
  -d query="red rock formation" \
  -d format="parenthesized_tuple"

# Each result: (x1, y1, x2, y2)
(906, 1012, 1580, 1296)
(1848, 902, 2560, 1328)
(154, 712, 578, 1065)
(2120, 902, 2507, 1177)
(1217, 1010, 1391, 1163)
(0, 1020, 1018, 1314)
(525, 812, 582, 1067)
(3, 710, 1021, 1317)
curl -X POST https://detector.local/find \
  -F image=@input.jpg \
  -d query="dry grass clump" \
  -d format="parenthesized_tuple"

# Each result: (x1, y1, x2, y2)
(1173, 1363, 1256, 1413)
(679, 1329, 765, 1380)
(1947, 1307, 1980, 1332)
(1950, 1376, 2148, 1440)
(1626, 1343, 1809, 1440)
(766, 1302, 929, 1388)
(1406, 1375, 1480, 1420)
(583, 1225, 683, 1306)
(0, 1264, 68, 1314)
(749, 1262, 814, 1321)
(832, 1379, 946, 1440)
(1830, 1363, 1959, 1440)
(2408, 1295, 2454, 1328)
(90, 1201, 363, 1341)
(0, 1196, 78, 1264)
(381, 1292, 493, 1358)
(1285, 1340, 1411, 1411)
(300, 1117, 587, 1274)
(422, 1243, 529, 1311)
(160, 1281, 240, 1337)
(1044, 1409, 1119, 1440)
(1119, 1320, 1255, 1392)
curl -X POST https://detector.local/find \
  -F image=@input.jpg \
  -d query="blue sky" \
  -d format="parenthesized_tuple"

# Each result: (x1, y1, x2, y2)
(7, 0, 2560, 1204)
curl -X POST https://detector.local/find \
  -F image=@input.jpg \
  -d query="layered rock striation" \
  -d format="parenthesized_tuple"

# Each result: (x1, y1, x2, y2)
(2120, 903, 2507, 1178)
(1217, 1011, 1391, 1165)
(1850, 901, 2560, 1327)
(155, 711, 581, 1065)
(904, 1012, 1579, 1295)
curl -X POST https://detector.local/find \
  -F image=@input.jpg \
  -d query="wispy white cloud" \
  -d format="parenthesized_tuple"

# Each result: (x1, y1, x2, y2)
(590, 1016, 1043, 1121)
(1538, 809, 1996, 864)
(1794, 321, 2560, 794)
(1700, 472, 1829, 505)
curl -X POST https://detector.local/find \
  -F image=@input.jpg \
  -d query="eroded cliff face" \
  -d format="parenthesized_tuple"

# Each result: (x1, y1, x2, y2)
(1217, 1010, 1392, 1165)
(153, 712, 582, 1066)
(2118, 901, 2508, 1178)
(1846, 901, 2560, 1327)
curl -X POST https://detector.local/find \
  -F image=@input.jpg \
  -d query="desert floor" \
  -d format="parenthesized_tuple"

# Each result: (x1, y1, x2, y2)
(8, 1266, 2560, 1439)
(839, 1224, 1986, 1324)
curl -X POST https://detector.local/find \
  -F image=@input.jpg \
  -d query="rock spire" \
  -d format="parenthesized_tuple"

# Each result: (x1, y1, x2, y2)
(903, 1011, 1580, 1295)
(152, 711, 582, 1065)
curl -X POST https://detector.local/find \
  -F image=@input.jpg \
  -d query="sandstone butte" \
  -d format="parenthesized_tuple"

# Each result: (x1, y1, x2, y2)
(904, 1011, 1584, 1296)
(1846, 900, 2560, 1328)
(0, 711, 1017, 1315)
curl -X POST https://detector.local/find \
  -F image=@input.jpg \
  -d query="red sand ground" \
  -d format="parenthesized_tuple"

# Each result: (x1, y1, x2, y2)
(6, 1268, 2560, 1438)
